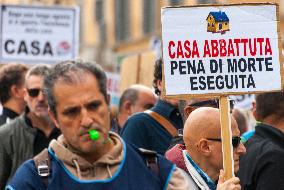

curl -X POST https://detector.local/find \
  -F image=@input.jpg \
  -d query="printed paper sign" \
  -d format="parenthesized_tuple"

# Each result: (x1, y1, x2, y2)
(161, 4, 283, 97)
(106, 72, 120, 106)
(0, 4, 79, 63)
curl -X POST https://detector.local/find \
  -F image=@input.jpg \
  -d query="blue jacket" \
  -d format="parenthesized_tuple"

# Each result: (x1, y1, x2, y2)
(121, 99, 183, 154)
(6, 142, 175, 190)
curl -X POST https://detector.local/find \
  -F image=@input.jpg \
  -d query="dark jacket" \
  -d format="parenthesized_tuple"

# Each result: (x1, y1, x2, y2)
(0, 107, 19, 126)
(0, 114, 60, 189)
(238, 123, 284, 190)
(6, 143, 174, 190)
(121, 99, 183, 154)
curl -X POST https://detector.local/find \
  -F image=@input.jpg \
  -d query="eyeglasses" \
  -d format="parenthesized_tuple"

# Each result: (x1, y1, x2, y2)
(189, 99, 235, 110)
(206, 136, 243, 148)
(27, 88, 43, 98)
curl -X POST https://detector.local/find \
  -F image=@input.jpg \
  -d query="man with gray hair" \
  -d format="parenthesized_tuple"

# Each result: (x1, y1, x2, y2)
(7, 60, 191, 190)
(0, 64, 60, 189)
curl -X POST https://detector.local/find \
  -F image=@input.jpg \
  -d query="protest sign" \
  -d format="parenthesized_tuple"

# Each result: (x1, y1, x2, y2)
(119, 51, 156, 93)
(0, 4, 79, 63)
(161, 3, 282, 180)
(106, 72, 120, 106)
(162, 3, 283, 98)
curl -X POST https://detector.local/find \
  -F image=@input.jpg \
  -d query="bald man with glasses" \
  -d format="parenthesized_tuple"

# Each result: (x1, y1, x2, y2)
(0, 65, 60, 189)
(166, 107, 246, 190)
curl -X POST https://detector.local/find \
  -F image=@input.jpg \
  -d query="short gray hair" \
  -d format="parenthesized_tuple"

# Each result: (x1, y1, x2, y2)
(43, 60, 107, 117)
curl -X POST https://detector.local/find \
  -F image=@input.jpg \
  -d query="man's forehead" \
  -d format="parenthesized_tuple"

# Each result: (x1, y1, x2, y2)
(26, 75, 43, 85)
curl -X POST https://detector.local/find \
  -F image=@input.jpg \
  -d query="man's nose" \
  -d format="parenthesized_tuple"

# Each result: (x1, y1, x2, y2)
(81, 109, 93, 127)
(37, 90, 45, 101)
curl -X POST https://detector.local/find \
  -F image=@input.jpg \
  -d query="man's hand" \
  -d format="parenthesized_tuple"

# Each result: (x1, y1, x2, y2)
(216, 170, 241, 190)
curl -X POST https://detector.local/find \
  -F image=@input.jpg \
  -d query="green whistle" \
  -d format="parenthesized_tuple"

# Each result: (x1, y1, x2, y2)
(89, 130, 100, 140)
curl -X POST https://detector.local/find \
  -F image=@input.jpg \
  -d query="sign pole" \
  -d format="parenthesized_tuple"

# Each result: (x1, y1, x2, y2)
(219, 96, 234, 180)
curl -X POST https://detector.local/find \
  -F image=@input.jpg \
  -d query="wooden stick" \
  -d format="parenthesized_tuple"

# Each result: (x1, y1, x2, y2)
(219, 96, 234, 180)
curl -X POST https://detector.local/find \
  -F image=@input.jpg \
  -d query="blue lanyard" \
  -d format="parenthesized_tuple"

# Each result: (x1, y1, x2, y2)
(185, 153, 216, 190)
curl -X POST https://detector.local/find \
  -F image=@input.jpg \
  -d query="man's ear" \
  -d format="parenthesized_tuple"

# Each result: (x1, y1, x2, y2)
(123, 101, 132, 114)
(10, 85, 21, 98)
(48, 109, 60, 129)
(252, 101, 260, 121)
(106, 94, 110, 105)
(23, 88, 28, 102)
(184, 106, 196, 120)
(197, 138, 211, 156)
(157, 79, 163, 94)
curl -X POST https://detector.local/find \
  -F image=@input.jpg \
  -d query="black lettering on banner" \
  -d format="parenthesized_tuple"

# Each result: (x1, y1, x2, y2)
(235, 74, 239, 89)
(18, 41, 28, 54)
(199, 76, 206, 90)
(171, 61, 178, 75)
(227, 59, 237, 73)
(216, 75, 224, 89)
(179, 60, 186, 74)
(218, 59, 223, 73)
(197, 60, 205, 74)
(238, 58, 247, 72)
(226, 75, 234, 89)
(247, 74, 256, 88)
(247, 58, 256, 72)
(31, 41, 40, 55)
(43, 42, 53, 56)
(256, 58, 264, 71)
(187, 60, 196, 74)
(265, 57, 273, 71)
(190, 77, 198, 90)
(4, 40, 15, 54)
(239, 75, 246, 88)
(210, 59, 218, 73)
(207, 75, 215, 90)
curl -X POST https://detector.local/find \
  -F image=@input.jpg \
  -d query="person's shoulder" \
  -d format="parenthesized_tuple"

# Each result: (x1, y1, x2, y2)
(166, 166, 196, 190)
(122, 112, 152, 129)
(0, 117, 22, 137)
(6, 159, 44, 190)
(0, 114, 7, 126)
(127, 112, 152, 122)
(245, 135, 284, 165)
(247, 134, 283, 153)
(11, 159, 37, 176)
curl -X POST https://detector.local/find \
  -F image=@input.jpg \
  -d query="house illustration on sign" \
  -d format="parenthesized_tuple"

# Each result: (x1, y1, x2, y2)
(206, 11, 229, 34)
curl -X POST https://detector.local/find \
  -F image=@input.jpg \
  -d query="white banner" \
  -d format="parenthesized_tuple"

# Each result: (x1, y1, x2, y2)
(161, 4, 283, 97)
(0, 4, 79, 63)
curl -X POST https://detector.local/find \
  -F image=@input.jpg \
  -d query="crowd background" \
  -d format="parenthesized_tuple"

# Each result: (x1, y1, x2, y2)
(0, 0, 283, 189)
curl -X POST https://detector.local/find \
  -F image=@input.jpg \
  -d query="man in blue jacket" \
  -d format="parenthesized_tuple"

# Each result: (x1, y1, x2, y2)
(6, 60, 190, 190)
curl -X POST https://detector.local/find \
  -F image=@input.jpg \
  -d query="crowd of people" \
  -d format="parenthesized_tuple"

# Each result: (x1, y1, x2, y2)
(0, 58, 283, 190)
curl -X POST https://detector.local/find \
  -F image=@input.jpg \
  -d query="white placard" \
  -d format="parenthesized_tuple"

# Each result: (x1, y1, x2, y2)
(106, 72, 120, 106)
(0, 4, 79, 63)
(161, 4, 282, 97)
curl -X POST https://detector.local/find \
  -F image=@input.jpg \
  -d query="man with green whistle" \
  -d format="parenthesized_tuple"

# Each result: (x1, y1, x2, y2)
(6, 60, 191, 190)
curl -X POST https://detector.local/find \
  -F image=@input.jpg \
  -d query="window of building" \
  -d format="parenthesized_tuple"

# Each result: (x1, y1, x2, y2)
(143, 0, 156, 34)
(198, 0, 217, 4)
(115, 0, 129, 42)
(169, 0, 184, 6)
(95, 0, 106, 41)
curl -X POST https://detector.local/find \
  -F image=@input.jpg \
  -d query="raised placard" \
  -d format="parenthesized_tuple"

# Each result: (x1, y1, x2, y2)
(161, 3, 283, 98)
